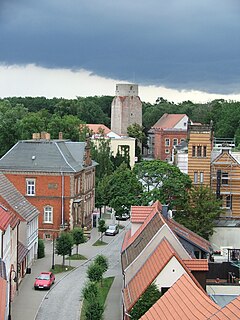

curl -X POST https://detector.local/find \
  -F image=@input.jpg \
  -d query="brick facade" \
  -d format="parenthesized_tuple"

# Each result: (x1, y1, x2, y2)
(153, 129, 188, 160)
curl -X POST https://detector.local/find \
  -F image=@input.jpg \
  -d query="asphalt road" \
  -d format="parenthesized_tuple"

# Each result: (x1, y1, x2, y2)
(35, 229, 125, 320)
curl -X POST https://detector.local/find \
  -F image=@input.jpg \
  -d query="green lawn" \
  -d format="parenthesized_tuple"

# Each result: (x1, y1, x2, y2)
(50, 264, 75, 274)
(80, 277, 115, 320)
(92, 239, 107, 246)
(66, 254, 87, 260)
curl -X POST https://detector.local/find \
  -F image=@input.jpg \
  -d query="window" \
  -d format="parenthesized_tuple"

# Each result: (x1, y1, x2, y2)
(165, 138, 170, 147)
(197, 146, 202, 157)
(26, 179, 35, 196)
(44, 206, 53, 223)
(226, 195, 232, 209)
(203, 146, 207, 157)
(173, 138, 178, 146)
(200, 172, 204, 183)
(192, 146, 196, 157)
(180, 138, 185, 143)
(194, 172, 198, 183)
(222, 172, 229, 185)
(165, 149, 170, 154)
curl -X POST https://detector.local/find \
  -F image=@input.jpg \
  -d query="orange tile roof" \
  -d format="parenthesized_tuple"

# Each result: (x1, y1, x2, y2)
(0, 205, 12, 231)
(183, 259, 209, 272)
(85, 124, 111, 135)
(123, 238, 176, 312)
(140, 274, 220, 320)
(153, 113, 187, 129)
(209, 296, 240, 319)
(131, 206, 156, 223)
(0, 277, 7, 320)
(126, 201, 163, 249)
(122, 229, 131, 252)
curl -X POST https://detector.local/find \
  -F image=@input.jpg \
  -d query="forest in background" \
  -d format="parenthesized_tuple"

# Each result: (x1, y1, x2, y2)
(0, 96, 240, 157)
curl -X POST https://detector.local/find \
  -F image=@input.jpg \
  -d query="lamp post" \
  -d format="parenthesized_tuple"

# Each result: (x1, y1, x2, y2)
(8, 267, 17, 320)
(52, 235, 55, 270)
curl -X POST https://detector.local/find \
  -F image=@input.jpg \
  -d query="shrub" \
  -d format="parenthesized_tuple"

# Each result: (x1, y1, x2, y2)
(37, 239, 45, 259)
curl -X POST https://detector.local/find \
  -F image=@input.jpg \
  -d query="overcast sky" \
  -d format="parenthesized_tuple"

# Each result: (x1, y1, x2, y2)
(1, 0, 240, 103)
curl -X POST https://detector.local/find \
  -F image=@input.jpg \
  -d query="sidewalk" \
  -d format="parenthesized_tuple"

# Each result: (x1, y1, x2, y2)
(12, 225, 124, 320)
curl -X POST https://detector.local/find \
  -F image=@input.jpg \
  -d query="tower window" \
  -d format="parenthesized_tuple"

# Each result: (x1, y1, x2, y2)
(226, 195, 232, 209)
(197, 146, 202, 157)
(192, 146, 196, 157)
(203, 146, 207, 157)
(194, 172, 198, 183)
(222, 172, 229, 185)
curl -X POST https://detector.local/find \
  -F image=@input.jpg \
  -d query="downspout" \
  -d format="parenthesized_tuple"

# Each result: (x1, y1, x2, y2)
(61, 171, 64, 226)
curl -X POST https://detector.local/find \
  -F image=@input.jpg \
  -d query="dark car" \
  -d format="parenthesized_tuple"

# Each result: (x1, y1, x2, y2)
(115, 213, 130, 221)
(34, 272, 55, 290)
(105, 224, 119, 236)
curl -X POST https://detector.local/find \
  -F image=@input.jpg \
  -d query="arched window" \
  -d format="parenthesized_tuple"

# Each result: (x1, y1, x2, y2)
(44, 206, 53, 223)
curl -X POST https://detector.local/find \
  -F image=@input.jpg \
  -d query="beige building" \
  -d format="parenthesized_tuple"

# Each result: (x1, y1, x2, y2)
(84, 124, 136, 168)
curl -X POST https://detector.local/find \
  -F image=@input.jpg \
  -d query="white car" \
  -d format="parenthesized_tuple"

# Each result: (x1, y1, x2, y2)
(105, 225, 119, 236)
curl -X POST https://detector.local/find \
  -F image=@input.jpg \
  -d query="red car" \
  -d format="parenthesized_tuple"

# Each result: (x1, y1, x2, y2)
(34, 272, 55, 290)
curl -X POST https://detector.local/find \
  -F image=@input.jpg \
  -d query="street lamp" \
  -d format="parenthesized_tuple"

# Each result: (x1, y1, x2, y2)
(8, 267, 17, 320)
(52, 235, 55, 270)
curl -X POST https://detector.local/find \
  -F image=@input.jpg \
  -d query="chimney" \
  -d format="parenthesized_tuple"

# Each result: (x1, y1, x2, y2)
(59, 132, 63, 140)
(161, 204, 169, 220)
(40, 132, 50, 140)
(32, 133, 40, 140)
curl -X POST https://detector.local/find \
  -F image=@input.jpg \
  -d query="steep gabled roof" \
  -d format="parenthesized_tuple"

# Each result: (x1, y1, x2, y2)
(152, 113, 187, 129)
(209, 296, 240, 319)
(0, 173, 39, 222)
(140, 274, 220, 320)
(0, 205, 12, 231)
(0, 140, 97, 173)
(123, 238, 176, 312)
(166, 219, 211, 253)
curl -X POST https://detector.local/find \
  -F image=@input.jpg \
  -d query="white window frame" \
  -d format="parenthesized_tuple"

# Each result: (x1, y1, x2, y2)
(44, 206, 53, 223)
(173, 138, 178, 146)
(194, 172, 198, 184)
(165, 138, 170, 147)
(200, 172, 204, 183)
(26, 179, 35, 196)
(165, 149, 170, 154)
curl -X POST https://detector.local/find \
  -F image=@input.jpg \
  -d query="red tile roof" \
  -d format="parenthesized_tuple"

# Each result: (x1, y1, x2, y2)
(126, 201, 163, 250)
(0, 277, 7, 320)
(122, 229, 131, 252)
(0, 205, 12, 231)
(183, 259, 209, 272)
(131, 206, 158, 223)
(85, 124, 111, 135)
(140, 274, 220, 320)
(123, 238, 176, 312)
(209, 296, 240, 319)
(153, 113, 187, 129)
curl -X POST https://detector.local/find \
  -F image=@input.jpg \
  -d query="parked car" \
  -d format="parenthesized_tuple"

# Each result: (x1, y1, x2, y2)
(115, 213, 130, 221)
(34, 272, 55, 290)
(105, 224, 119, 236)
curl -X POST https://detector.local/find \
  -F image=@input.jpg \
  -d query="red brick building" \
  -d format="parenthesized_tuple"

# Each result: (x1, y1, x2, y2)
(0, 133, 97, 239)
(148, 114, 190, 161)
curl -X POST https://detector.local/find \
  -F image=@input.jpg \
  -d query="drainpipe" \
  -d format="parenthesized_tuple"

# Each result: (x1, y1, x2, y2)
(61, 171, 64, 226)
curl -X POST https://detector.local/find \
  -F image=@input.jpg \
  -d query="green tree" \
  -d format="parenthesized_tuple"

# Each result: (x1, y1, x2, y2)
(94, 255, 109, 273)
(87, 261, 104, 283)
(71, 228, 86, 255)
(55, 232, 74, 266)
(82, 281, 104, 320)
(47, 114, 82, 140)
(107, 163, 143, 215)
(127, 123, 147, 161)
(174, 185, 222, 240)
(133, 160, 192, 209)
(130, 283, 162, 320)
(98, 219, 107, 240)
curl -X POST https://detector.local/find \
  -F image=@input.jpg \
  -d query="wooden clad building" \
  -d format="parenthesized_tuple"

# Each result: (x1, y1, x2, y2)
(187, 124, 213, 186)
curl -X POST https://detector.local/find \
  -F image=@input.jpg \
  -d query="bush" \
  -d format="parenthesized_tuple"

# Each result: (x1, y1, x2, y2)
(37, 239, 45, 259)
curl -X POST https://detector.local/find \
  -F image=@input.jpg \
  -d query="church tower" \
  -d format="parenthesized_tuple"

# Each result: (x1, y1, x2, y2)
(111, 84, 142, 135)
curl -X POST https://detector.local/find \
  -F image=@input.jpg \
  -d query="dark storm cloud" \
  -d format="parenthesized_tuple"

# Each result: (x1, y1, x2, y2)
(1, 0, 240, 93)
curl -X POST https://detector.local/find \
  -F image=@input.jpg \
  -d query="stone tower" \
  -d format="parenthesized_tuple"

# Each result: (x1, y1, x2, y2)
(111, 84, 142, 135)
